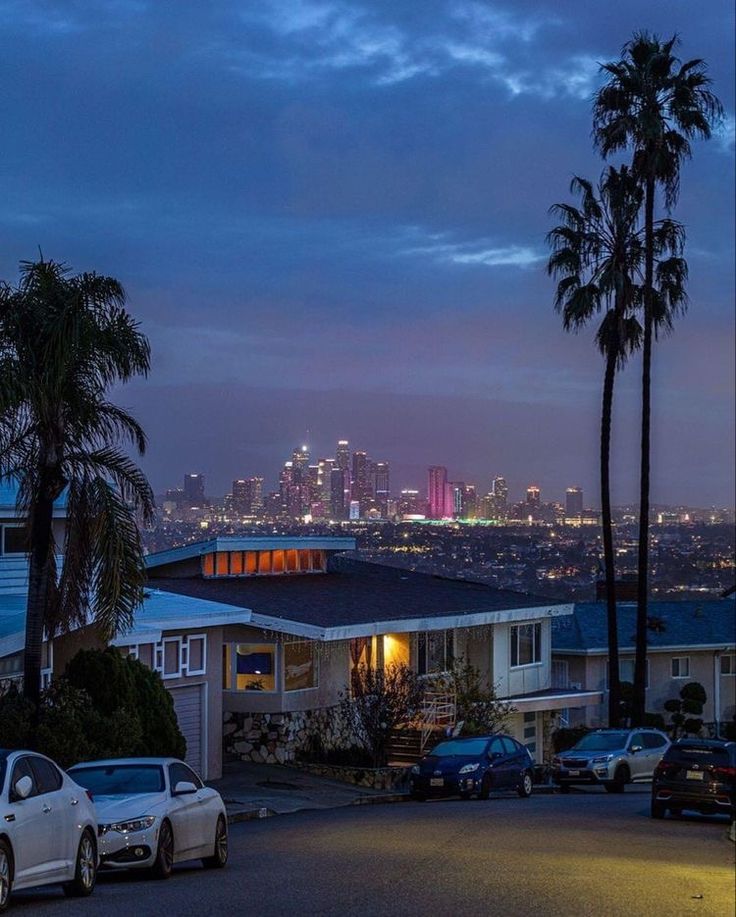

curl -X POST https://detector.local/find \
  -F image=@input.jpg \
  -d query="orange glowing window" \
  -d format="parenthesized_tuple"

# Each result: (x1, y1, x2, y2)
(272, 550, 285, 574)
(202, 553, 215, 577)
(298, 549, 311, 572)
(286, 549, 298, 572)
(245, 552, 257, 574)
(229, 551, 244, 575)
(216, 552, 229, 576)
(258, 551, 272, 574)
(311, 550, 325, 571)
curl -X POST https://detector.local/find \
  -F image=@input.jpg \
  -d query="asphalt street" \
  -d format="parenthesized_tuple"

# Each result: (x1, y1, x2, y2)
(11, 787, 736, 917)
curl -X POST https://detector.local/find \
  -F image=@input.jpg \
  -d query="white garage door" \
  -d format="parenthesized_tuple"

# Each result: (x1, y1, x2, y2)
(171, 684, 205, 778)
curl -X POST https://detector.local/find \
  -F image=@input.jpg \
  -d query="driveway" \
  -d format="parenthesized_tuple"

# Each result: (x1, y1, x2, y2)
(11, 787, 735, 916)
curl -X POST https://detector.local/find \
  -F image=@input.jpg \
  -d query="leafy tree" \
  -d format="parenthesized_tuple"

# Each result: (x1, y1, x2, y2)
(0, 258, 154, 704)
(340, 663, 423, 768)
(445, 657, 515, 735)
(593, 33, 722, 725)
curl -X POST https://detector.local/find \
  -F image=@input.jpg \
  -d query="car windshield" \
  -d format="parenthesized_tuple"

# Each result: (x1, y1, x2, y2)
(668, 745, 730, 765)
(430, 739, 489, 757)
(69, 764, 165, 795)
(572, 733, 629, 752)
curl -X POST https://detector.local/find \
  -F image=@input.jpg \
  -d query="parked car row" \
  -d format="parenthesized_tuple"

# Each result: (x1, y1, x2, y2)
(408, 729, 736, 826)
(0, 751, 227, 913)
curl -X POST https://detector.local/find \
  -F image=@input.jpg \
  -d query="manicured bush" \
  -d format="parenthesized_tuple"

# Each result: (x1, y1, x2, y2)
(664, 681, 707, 738)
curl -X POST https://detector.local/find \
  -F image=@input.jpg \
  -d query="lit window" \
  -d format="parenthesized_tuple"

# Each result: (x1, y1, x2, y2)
(215, 552, 229, 576)
(202, 553, 215, 576)
(510, 623, 542, 667)
(272, 550, 285, 573)
(671, 656, 690, 678)
(245, 551, 257, 574)
(298, 549, 311, 572)
(258, 551, 272, 574)
(311, 550, 325, 571)
(230, 552, 244, 575)
(286, 549, 298, 572)
(284, 642, 318, 691)
(234, 644, 276, 691)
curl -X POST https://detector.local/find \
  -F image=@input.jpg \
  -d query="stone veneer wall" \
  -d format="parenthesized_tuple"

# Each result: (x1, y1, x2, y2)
(223, 705, 356, 765)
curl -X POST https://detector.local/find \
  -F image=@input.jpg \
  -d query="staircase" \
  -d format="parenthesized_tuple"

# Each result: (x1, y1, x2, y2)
(385, 728, 424, 765)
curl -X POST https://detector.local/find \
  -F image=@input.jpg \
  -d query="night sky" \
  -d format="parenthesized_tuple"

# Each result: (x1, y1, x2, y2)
(1, 1, 733, 505)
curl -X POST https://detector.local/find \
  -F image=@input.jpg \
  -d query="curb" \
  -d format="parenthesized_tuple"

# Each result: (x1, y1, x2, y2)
(226, 792, 410, 824)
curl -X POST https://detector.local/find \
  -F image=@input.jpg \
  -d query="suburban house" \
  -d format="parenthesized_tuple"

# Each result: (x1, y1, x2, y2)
(552, 600, 736, 731)
(1, 485, 602, 779)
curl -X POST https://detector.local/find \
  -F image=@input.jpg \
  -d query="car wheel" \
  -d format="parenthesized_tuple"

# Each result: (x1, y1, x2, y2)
(63, 829, 97, 898)
(0, 839, 12, 914)
(605, 766, 628, 793)
(203, 815, 228, 869)
(478, 776, 492, 800)
(650, 801, 666, 819)
(152, 819, 174, 880)
(517, 772, 533, 798)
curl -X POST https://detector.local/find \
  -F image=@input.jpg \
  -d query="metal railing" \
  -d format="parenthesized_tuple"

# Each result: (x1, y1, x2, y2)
(418, 690, 457, 754)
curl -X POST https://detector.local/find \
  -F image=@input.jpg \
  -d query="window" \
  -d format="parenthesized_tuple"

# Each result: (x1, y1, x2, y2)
(510, 623, 542, 667)
(10, 757, 38, 800)
(1, 526, 27, 555)
(187, 635, 206, 675)
(501, 737, 518, 755)
(226, 643, 277, 691)
(617, 658, 649, 689)
(162, 638, 182, 678)
(284, 642, 318, 691)
(671, 656, 690, 678)
(169, 762, 203, 791)
(720, 655, 735, 676)
(643, 733, 667, 749)
(417, 631, 454, 675)
(488, 737, 505, 757)
(30, 757, 63, 793)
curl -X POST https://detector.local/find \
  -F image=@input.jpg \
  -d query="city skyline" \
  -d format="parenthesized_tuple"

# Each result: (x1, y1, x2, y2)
(1, 2, 733, 507)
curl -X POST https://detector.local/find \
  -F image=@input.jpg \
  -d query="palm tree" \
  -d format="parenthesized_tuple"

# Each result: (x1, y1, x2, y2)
(0, 258, 154, 705)
(593, 33, 722, 725)
(548, 166, 644, 726)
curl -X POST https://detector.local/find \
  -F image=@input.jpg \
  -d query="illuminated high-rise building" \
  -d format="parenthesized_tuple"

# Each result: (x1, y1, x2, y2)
(336, 440, 350, 472)
(352, 451, 369, 506)
(526, 485, 541, 508)
(330, 467, 349, 519)
(183, 473, 205, 506)
(566, 486, 584, 517)
(374, 461, 390, 514)
(428, 466, 453, 518)
(232, 477, 264, 516)
(492, 476, 508, 508)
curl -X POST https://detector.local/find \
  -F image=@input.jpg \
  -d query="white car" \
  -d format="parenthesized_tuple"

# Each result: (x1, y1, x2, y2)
(0, 749, 98, 912)
(68, 758, 228, 878)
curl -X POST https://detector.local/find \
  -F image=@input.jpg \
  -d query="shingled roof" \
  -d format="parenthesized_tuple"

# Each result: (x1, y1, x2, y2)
(149, 557, 567, 632)
(552, 600, 736, 654)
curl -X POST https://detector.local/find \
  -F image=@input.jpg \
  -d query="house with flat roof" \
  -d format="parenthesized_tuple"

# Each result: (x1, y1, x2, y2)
(552, 601, 736, 731)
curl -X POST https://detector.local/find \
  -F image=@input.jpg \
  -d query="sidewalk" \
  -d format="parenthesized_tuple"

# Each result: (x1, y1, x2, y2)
(208, 760, 409, 823)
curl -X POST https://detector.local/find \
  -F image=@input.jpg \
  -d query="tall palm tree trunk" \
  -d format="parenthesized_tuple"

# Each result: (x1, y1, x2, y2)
(633, 175, 655, 726)
(601, 346, 621, 726)
(23, 487, 55, 706)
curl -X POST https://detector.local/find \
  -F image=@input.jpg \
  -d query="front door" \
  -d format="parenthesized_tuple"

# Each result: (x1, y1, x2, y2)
(487, 736, 514, 788)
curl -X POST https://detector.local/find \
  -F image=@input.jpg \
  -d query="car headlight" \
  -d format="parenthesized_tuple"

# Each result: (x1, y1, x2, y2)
(591, 755, 613, 764)
(410, 765, 420, 775)
(99, 815, 157, 835)
(459, 763, 480, 774)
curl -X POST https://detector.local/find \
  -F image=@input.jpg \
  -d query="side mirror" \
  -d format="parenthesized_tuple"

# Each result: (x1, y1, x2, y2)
(173, 780, 197, 796)
(630, 745, 642, 754)
(13, 775, 33, 800)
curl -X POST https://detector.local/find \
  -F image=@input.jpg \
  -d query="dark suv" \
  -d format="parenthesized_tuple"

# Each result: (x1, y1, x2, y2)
(651, 738, 736, 820)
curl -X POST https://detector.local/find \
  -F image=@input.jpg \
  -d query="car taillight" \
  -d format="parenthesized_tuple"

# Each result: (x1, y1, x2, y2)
(654, 761, 677, 778)
(713, 766, 736, 779)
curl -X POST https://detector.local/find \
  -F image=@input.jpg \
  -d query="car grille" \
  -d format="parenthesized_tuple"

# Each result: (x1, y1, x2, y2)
(561, 759, 588, 768)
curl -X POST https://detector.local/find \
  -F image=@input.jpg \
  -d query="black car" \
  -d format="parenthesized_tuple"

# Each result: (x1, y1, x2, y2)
(409, 734, 534, 801)
(651, 738, 736, 819)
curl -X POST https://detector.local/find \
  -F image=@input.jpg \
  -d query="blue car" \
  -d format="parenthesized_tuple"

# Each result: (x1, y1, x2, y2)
(410, 734, 535, 801)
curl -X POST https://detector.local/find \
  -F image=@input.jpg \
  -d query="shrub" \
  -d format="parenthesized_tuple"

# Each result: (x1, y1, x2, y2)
(445, 658, 516, 736)
(642, 712, 666, 730)
(0, 648, 185, 766)
(340, 663, 423, 768)
(665, 681, 707, 738)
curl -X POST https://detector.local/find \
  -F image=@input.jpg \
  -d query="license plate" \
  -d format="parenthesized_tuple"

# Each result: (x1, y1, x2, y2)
(430, 778, 444, 787)
(686, 770, 704, 781)
(567, 769, 580, 776)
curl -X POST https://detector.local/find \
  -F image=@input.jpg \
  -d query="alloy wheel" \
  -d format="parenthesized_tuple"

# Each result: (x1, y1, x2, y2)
(79, 835, 96, 890)
(0, 849, 9, 909)
(216, 818, 228, 864)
